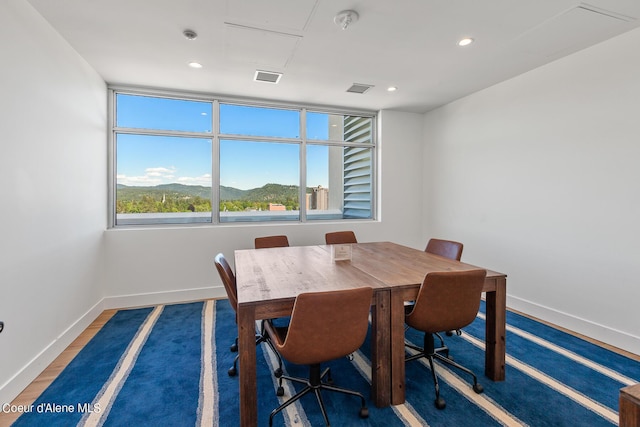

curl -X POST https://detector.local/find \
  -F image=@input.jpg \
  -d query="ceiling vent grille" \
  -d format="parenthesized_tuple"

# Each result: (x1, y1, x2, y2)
(254, 70, 282, 84)
(346, 83, 374, 94)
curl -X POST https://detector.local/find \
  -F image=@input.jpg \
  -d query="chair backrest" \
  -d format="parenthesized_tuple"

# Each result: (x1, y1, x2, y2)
(425, 238, 463, 261)
(214, 253, 238, 313)
(276, 287, 372, 365)
(255, 235, 290, 249)
(405, 269, 486, 334)
(325, 231, 357, 245)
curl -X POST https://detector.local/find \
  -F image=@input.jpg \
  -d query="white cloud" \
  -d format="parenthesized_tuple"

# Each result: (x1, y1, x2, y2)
(118, 169, 211, 187)
(118, 175, 161, 186)
(177, 174, 212, 186)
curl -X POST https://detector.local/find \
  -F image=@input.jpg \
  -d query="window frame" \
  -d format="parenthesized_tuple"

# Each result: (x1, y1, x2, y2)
(108, 86, 377, 228)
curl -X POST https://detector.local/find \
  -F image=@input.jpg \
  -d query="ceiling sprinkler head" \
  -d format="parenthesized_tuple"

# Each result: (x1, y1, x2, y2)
(334, 10, 359, 30)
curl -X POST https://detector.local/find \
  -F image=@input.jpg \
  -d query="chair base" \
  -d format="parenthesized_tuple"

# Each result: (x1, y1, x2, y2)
(406, 333, 483, 409)
(405, 332, 449, 358)
(229, 320, 283, 377)
(270, 364, 368, 427)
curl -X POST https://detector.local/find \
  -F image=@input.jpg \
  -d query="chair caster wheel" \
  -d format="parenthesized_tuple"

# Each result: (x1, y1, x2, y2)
(473, 383, 484, 394)
(435, 397, 446, 410)
(230, 343, 238, 352)
(276, 386, 284, 396)
(445, 331, 453, 336)
(359, 407, 369, 418)
(274, 368, 283, 378)
(228, 367, 237, 377)
(326, 370, 334, 385)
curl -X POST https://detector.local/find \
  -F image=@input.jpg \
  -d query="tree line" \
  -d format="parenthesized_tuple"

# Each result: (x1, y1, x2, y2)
(116, 195, 300, 213)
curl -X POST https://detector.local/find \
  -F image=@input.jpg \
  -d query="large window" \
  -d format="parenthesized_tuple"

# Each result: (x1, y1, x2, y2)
(110, 89, 376, 226)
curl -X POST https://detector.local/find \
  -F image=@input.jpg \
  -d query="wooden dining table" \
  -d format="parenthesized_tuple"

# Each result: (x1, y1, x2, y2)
(234, 242, 507, 426)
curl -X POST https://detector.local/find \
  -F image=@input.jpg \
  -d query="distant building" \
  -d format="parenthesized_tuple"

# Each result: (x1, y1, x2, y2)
(309, 185, 329, 210)
(268, 203, 286, 211)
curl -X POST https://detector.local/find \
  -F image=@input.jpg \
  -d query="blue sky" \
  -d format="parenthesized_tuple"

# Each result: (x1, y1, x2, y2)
(116, 95, 330, 190)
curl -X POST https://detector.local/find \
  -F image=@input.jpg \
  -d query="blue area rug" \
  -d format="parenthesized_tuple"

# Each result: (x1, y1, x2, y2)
(12, 300, 640, 426)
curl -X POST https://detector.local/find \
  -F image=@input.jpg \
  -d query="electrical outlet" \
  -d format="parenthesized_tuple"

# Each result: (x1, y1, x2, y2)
(0, 321, 4, 333)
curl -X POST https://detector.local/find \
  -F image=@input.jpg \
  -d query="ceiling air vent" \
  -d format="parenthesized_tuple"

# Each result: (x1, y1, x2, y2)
(254, 70, 282, 84)
(346, 83, 374, 94)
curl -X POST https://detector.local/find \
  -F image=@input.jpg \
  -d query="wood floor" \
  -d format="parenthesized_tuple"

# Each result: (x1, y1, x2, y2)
(1, 304, 638, 427)
(0, 310, 117, 427)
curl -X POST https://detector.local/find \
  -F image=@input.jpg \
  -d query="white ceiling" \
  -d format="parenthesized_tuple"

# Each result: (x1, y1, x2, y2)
(26, 0, 640, 113)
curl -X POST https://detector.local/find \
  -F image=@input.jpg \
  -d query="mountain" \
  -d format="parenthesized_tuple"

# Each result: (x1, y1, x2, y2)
(220, 185, 245, 200)
(117, 183, 211, 200)
(243, 183, 300, 201)
(117, 183, 310, 201)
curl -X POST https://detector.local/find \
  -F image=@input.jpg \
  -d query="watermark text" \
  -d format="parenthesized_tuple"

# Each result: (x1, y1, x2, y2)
(2, 402, 101, 414)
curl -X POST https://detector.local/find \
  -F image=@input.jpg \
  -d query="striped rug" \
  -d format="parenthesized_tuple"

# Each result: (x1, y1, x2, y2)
(11, 300, 640, 426)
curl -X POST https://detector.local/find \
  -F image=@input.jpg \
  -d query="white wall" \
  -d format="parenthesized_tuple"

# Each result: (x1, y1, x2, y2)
(423, 28, 640, 354)
(102, 110, 426, 306)
(0, 0, 107, 404)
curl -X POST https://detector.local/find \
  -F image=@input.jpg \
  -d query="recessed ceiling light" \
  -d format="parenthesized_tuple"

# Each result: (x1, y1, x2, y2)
(183, 29, 198, 40)
(387, 86, 398, 92)
(458, 37, 474, 47)
(188, 61, 203, 68)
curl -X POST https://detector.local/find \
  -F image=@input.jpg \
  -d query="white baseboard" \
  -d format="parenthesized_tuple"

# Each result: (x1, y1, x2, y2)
(0, 286, 226, 405)
(101, 286, 225, 309)
(507, 295, 640, 356)
(0, 299, 104, 406)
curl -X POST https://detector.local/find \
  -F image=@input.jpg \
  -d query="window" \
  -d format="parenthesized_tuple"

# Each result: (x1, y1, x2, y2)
(306, 114, 374, 220)
(110, 89, 376, 226)
(219, 139, 300, 223)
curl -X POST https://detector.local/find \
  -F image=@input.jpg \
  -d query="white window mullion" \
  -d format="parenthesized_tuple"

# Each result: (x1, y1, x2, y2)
(299, 109, 307, 222)
(212, 99, 220, 224)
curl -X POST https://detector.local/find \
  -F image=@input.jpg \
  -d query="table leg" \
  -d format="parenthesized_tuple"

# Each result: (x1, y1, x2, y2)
(390, 290, 406, 404)
(620, 383, 640, 427)
(238, 304, 257, 427)
(484, 277, 506, 381)
(371, 290, 391, 407)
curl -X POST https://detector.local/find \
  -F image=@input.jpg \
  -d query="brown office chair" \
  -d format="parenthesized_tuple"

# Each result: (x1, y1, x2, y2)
(325, 230, 357, 244)
(265, 287, 372, 426)
(405, 269, 486, 409)
(406, 238, 465, 339)
(424, 238, 464, 339)
(425, 238, 463, 261)
(255, 235, 290, 249)
(214, 253, 282, 377)
(254, 235, 292, 334)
